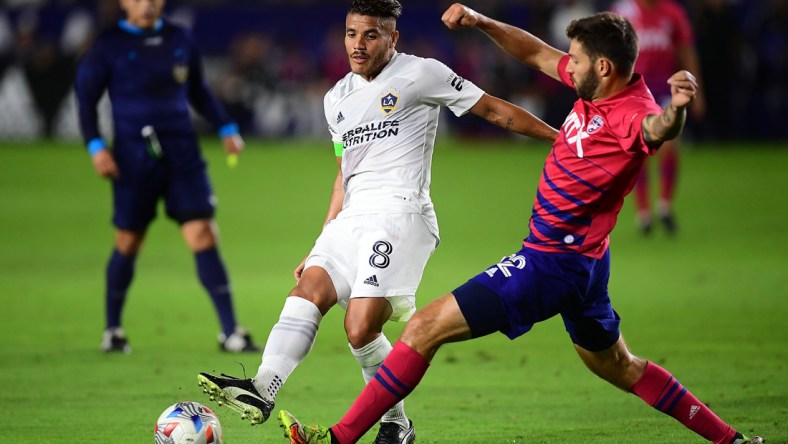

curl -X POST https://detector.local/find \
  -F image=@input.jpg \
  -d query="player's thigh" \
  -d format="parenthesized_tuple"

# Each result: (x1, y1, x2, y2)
(164, 167, 216, 224)
(559, 249, 621, 352)
(453, 246, 579, 339)
(304, 217, 358, 306)
(305, 213, 436, 322)
(111, 169, 163, 231)
(349, 213, 436, 322)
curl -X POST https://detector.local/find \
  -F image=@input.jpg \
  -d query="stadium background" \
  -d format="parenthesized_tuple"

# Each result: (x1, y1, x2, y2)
(0, 0, 785, 141)
(0, 1, 786, 443)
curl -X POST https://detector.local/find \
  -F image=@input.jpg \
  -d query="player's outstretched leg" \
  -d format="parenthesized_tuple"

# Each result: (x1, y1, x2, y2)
(278, 410, 332, 444)
(197, 372, 273, 425)
(630, 362, 767, 444)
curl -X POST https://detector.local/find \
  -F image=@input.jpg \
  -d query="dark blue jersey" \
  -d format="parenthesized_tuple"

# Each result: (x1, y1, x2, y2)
(75, 19, 236, 157)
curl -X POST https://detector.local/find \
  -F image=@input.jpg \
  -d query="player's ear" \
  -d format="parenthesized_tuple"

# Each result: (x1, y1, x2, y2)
(391, 30, 399, 48)
(598, 58, 613, 78)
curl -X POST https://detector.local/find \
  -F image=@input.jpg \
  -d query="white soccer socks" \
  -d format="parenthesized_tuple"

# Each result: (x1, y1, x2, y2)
(253, 296, 322, 401)
(350, 332, 409, 428)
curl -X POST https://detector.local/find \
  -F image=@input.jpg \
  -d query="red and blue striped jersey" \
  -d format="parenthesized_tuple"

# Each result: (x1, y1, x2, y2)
(523, 55, 663, 259)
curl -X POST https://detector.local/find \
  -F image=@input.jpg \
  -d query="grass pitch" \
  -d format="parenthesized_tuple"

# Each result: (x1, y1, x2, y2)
(0, 139, 786, 443)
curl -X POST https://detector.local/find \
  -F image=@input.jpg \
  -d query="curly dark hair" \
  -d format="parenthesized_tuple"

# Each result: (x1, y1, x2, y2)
(566, 12, 638, 76)
(348, 0, 403, 20)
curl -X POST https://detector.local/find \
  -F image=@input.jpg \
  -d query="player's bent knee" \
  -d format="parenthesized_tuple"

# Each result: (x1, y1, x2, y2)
(592, 353, 646, 390)
(400, 312, 445, 350)
(181, 219, 217, 252)
(345, 327, 381, 349)
(288, 281, 337, 315)
(114, 230, 145, 255)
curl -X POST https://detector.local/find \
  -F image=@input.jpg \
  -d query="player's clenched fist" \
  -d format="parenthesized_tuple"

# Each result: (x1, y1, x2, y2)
(441, 3, 480, 30)
(667, 70, 698, 109)
(92, 149, 119, 179)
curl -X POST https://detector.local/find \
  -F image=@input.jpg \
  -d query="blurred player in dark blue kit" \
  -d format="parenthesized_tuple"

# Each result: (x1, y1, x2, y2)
(76, 0, 259, 354)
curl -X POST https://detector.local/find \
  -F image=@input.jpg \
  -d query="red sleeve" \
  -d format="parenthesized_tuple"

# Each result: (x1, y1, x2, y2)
(616, 98, 663, 155)
(557, 55, 573, 88)
(624, 111, 658, 155)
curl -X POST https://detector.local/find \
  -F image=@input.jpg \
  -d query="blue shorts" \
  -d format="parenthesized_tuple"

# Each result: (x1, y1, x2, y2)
(111, 132, 215, 231)
(453, 246, 620, 352)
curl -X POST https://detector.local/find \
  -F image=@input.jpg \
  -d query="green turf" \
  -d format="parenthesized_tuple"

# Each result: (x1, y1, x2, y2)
(0, 139, 785, 443)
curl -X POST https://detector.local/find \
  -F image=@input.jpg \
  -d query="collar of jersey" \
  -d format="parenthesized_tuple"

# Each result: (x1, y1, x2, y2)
(119, 19, 163, 35)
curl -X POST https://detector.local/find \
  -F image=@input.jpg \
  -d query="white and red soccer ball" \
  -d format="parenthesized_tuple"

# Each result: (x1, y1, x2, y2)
(154, 401, 222, 444)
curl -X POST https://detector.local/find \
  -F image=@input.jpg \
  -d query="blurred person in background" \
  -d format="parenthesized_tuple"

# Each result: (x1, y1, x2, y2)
(75, 0, 259, 354)
(196, 1, 557, 443)
(611, 0, 706, 235)
(213, 31, 279, 135)
(14, 7, 76, 138)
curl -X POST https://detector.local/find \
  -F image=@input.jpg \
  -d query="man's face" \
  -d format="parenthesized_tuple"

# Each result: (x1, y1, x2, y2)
(567, 40, 600, 101)
(344, 13, 398, 81)
(120, 0, 165, 29)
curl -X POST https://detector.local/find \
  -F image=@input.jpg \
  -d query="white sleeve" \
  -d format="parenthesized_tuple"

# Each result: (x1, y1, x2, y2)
(416, 58, 485, 117)
(323, 89, 343, 147)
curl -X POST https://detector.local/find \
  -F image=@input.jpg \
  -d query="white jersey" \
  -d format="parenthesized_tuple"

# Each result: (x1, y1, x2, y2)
(324, 52, 485, 240)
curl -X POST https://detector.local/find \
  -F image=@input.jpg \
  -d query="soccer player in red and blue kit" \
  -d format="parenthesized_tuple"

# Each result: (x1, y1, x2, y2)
(612, 0, 706, 235)
(276, 5, 762, 444)
(75, 0, 259, 353)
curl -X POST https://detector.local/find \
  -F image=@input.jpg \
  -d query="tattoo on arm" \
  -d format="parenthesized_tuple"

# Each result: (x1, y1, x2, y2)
(506, 116, 514, 130)
(643, 104, 685, 146)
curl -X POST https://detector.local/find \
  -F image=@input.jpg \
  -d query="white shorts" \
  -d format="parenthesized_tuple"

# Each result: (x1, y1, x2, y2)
(304, 212, 438, 322)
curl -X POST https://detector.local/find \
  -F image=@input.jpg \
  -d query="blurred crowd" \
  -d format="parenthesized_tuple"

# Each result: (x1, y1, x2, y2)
(0, 0, 785, 141)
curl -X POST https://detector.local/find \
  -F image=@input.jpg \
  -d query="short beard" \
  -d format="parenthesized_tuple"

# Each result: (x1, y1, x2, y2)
(575, 69, 600, 101)
(365, 48, 392, 79)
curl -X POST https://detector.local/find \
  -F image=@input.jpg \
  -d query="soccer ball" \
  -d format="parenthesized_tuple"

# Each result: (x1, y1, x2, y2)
(154, 401, 223, 444)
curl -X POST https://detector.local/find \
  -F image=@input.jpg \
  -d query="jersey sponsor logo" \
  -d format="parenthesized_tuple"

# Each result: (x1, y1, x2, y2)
(380, 91, 399, 114)
(342, 120, 400, 148)
(587, 115, 604, 134)
(172, 64, 189, 83)
(484, 254, 526, 278)
(363, 275, 380, 287)
(447, 73, 465, 91)
(562, 111, 590, 158)
(336, 111, 345, 124)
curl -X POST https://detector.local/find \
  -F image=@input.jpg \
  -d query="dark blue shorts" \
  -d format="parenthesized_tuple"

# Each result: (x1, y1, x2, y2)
(453, 246, 620, 352)
(111, 132, 215, 231)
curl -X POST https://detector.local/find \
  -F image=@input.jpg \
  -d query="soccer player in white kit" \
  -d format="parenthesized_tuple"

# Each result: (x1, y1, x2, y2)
(198, 1, 557, 442)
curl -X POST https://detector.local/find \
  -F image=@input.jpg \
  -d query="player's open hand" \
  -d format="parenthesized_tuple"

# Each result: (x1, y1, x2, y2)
(667, 70, 698, 110)
(293, 257, 307, 282)
(223, 133, 245, 156)
(92, 149, 119, 179)
(442, 3, 480, 30)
